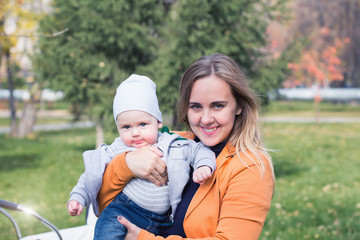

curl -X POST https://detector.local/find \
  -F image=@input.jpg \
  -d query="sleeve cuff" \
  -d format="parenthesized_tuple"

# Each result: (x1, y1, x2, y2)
(114, 151, 136, 180)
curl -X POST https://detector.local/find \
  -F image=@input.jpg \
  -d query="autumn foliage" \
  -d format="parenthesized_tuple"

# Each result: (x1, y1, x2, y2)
(285, 27, 350, 88)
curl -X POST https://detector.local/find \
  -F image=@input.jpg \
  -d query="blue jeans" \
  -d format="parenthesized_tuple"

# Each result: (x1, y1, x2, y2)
(94, 192, 169, 240)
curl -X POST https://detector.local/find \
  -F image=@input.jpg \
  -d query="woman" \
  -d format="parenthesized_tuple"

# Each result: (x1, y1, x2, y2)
(99, 53, 275, 239)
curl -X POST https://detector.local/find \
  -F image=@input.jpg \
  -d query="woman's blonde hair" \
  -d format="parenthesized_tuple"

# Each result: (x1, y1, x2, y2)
(178, 53, 274, 179)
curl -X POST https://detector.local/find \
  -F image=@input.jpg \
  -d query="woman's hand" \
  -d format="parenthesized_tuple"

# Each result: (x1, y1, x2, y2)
(117, 215, 141, 240)
(125, 146, 168, 186)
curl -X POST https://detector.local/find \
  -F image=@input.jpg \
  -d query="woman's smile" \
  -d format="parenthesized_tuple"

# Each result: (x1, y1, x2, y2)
(201, 126, 218, 135)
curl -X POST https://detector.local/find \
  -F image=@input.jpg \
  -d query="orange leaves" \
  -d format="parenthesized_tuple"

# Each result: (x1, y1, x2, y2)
(320, 26, 330, 36)
(286, 28, 350, 87)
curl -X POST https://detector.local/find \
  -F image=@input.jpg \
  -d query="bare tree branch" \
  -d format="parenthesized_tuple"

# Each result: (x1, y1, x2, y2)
(0, 28, 68, 38)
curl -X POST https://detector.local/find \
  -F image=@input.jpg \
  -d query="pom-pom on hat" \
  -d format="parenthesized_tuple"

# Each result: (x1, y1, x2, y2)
(113, 74, 162, 123)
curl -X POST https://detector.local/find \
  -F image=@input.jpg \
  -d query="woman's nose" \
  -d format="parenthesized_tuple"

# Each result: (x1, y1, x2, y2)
(200, 109, 214, 124)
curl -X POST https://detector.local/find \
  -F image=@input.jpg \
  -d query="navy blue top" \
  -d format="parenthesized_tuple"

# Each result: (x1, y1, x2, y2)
(160, 138, 226, 237)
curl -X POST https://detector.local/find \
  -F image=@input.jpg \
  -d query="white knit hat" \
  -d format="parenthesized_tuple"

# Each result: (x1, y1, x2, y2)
(113, 74, 162, 122)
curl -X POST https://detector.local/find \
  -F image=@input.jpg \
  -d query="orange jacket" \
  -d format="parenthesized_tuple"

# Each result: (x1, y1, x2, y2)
(98, 133, 274, 240)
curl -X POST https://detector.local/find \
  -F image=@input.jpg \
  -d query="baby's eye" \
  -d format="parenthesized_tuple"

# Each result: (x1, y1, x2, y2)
(140, 123, 147, 127)
(123, 125, 130, 129)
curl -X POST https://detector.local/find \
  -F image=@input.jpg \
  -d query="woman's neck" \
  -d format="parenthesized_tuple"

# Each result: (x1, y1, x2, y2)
(194, 137, 227, 157)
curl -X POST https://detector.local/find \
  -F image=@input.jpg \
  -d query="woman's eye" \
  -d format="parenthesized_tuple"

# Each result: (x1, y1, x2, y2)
(213, 104, 224, 110)
(189, 104, 201, 110)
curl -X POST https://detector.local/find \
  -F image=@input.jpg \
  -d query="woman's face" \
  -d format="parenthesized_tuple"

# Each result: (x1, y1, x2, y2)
(187, 75, 241, 147)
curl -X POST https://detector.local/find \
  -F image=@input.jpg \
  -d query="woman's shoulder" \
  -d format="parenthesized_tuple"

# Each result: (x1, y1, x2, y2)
(171, 130, 196, 139)
(220, 147, 272, 175)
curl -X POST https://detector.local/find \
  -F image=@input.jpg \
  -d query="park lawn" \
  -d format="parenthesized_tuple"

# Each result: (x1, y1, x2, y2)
(0, 128, 101, 240)
(262, 100, 360, 117)
(260, 122, 360, 240)
(0, 122, 360, 239)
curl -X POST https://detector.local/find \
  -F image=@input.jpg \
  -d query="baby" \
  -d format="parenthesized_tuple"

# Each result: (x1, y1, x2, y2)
(67, 74, 216, 240)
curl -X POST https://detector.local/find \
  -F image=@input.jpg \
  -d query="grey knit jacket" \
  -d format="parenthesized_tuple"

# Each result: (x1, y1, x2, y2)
(68, 131, 216, 218)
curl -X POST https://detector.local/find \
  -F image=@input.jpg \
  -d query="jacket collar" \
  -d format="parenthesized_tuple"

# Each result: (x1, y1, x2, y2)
(185, 143, 236, 219)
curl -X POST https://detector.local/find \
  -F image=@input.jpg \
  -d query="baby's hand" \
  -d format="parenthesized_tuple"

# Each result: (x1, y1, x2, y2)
(67, 200, 84, 216)
(193, 166, 212, 185)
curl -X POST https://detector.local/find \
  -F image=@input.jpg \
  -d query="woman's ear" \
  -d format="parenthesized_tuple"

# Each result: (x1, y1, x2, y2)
(236, 107, 242, 116)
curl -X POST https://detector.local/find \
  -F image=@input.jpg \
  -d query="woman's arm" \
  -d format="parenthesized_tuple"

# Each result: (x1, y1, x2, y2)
(97, 146, 167, 213)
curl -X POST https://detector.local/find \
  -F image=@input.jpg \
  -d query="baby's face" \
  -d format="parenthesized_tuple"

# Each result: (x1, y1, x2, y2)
(116, 110, 162, 148)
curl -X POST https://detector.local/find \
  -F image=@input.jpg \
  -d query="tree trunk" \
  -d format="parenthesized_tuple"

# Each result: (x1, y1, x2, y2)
(6, 52, 18, 137)
(0, 47, 2, 88)
(17, 102, 37, 138)
(17, 83, 41, 138)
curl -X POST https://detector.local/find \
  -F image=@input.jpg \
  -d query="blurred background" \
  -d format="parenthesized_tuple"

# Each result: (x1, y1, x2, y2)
(0, 0, 359, 239)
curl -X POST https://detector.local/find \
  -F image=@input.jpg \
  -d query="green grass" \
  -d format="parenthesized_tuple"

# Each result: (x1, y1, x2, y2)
(0, 128, 101, 240)
(260, 122, 360, 240)
(262, 100, 360, 117)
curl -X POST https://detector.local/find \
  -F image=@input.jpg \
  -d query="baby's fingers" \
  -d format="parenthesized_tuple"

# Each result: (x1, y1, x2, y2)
(193, 172, 205, 184)
(193, 168, 212, 184)
(68, 200, 83, 216)
(77, 204, 84, 215)
(68, 207, 79, 216)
